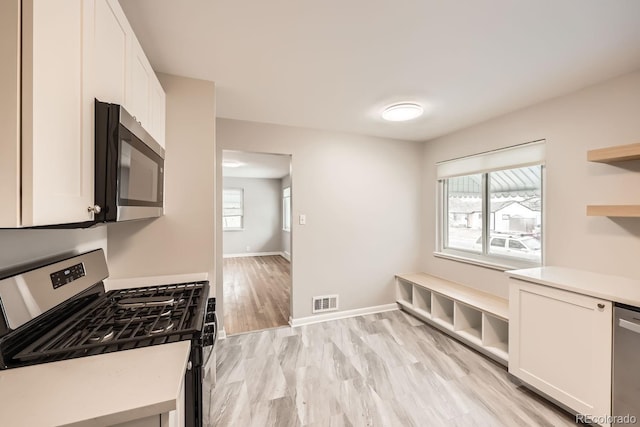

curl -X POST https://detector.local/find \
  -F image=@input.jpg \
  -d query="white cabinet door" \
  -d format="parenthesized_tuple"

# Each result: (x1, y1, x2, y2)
(129, 38, 152, 128)
(150, 76, 166, 148)
(93, 0, 130, 107)
(168, 376, 185, 427)
(509, 279, 612, 424)
(21, 0, 95, 226)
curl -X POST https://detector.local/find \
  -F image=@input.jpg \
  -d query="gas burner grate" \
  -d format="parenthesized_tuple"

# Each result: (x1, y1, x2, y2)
(14, 282, 208, 362)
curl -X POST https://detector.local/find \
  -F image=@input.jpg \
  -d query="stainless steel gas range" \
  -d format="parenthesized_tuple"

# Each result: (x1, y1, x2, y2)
(0, 249, 216, 427)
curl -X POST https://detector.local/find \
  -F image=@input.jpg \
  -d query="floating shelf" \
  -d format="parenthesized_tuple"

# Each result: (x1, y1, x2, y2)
(587, 143, 640, 163)
(586, 205, 640, 217)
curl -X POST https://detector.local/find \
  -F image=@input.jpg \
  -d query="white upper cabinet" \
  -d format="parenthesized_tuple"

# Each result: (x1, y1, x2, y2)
(150, 76, 166, 147)
(93, 0, 129, 108)
(21, 0, 95, 226)
(95, 0, 166, 147)
(130, 38, 152, 128)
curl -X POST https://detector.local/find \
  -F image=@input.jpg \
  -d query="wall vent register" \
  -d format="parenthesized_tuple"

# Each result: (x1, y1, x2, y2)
(313, 295, 338, 313)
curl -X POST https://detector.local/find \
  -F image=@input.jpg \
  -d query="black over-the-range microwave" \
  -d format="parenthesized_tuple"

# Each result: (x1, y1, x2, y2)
(93, 100, 165, 224)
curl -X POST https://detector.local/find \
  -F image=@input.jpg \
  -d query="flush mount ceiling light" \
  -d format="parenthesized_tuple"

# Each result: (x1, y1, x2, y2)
(222, 160, 244, 168)
(381, 102, 424, 122)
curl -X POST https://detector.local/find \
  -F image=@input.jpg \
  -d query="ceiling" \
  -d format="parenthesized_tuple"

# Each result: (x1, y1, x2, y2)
(120, 0, 640, 142)
(222, 151, 290, 179)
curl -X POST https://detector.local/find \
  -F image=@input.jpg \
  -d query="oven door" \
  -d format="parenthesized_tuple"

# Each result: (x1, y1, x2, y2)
(201, 312, 217, 426)
(185, 345, 203, 427)
(186, 305, 216, 427)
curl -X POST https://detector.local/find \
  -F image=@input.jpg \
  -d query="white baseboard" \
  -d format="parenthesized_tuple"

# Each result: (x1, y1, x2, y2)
(223, 251, 283, 259)
(282, 251, 291, 262)
(217, 328, 227, 340)
(289, 303, 398, 327)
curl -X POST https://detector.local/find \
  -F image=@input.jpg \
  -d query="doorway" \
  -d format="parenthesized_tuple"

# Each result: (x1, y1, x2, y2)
(221, 150, 292, 335)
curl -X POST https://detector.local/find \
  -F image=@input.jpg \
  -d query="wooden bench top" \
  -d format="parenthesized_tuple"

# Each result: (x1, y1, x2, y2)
(396, 272, 509, 320)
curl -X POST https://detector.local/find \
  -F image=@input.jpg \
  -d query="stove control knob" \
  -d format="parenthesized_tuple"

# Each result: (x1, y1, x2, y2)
(88, 205, 102, 214)
(187, 361, 192, 370)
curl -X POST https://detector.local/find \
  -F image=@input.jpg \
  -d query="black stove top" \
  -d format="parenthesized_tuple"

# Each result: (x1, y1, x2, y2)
(0, 250, 210, 369)
(12, 282, 208, 365)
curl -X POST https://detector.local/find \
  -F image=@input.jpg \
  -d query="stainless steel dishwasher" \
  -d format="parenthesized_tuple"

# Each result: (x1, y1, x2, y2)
(613, 304, 640, 423)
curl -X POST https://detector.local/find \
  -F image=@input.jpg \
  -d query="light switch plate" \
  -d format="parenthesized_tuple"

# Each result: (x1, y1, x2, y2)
(299, 214, 306, 225)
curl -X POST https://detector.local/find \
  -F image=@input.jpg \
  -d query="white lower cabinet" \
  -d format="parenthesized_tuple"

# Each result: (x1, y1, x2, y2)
(168, 375, 186, 427)
(112, 377, 183, 427)
(509, 279, 612, 425)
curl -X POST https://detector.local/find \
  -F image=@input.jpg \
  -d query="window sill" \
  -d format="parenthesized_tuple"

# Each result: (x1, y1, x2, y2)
(433, 251, 541, 271)
(282, 229, 291, 233)
(223, 228, 244, 232)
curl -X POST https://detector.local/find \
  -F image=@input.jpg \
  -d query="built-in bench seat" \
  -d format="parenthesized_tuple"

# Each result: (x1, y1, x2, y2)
(395, 272, 509, 365)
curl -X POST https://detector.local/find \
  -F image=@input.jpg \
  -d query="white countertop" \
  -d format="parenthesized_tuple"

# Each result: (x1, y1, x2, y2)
(0, 341, 191, 427)
(506, 266, 640, 307)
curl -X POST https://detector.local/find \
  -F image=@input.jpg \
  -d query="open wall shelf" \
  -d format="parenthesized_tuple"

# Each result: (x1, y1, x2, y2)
(587, 143, 640, 217)
(587, 142, 640, 163)
(586, 205, 640, 217)
(395, 273, 509, 365)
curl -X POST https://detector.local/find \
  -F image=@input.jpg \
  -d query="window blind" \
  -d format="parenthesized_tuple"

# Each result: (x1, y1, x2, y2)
(222, 188, 243, 217)
(436, 140, 545, 179)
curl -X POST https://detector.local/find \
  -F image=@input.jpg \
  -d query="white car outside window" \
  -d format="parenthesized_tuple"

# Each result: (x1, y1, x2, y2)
(475, 235, 541, 261)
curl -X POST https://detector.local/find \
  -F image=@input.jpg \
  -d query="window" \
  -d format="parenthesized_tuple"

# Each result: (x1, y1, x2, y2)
(282, 187, 291, 232)
(223, 188, 243, 230)
(438, 141, 544, 268)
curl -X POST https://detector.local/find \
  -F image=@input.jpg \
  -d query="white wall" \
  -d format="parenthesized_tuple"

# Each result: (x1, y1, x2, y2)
(223, 177, 283, 255)
(422, 71, 640, 298)
(216, 119, 423, 322)
(0, 227, 107, 273)
(281, 174, 291, 260)
(107, 74, 216, 292)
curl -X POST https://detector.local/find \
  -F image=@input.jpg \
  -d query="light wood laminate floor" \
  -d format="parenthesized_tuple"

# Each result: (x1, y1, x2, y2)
(223, 256, 291, 335)
(207, 310, 577, 427)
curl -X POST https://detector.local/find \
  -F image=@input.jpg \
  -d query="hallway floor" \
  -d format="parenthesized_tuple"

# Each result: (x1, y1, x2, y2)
(223, 255, 291, 335)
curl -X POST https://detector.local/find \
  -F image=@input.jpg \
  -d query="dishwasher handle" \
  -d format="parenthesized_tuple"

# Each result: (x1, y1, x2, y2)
(619, 318, 640, 334)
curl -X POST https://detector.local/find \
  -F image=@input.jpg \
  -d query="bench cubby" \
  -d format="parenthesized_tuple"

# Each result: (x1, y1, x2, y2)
(395, 273, 509, 365)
